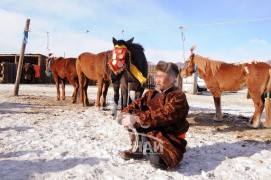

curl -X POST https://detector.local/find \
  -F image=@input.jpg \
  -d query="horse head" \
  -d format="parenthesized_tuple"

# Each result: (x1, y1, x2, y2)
(113, 37, 134, 49)
(109, 37, 134, 75)
(45, 53, 54, 76)
(180, 45, 197, 78)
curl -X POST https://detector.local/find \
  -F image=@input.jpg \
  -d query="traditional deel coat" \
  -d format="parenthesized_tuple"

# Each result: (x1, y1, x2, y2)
(122, 86, 190, 169)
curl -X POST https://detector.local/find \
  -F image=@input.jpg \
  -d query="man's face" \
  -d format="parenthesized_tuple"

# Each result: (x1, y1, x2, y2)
(155, 70, 174, 91)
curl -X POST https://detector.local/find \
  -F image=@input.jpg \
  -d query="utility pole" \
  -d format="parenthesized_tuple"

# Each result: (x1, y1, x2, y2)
(14, 18, 30, 96)
(192, 73, 198, 95)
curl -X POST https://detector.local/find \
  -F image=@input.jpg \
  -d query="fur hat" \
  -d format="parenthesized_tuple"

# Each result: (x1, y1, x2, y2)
(156, 61, 179, 78)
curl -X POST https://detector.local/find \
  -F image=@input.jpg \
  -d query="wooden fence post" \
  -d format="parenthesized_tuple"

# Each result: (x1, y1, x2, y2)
(14, 18, 30, 96)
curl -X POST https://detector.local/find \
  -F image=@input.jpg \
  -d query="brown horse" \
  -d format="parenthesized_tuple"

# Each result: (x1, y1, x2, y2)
(46, 56, 79, 103)
(76, 50, 112, 108)
(23, 63, 35, 84)
(181, 46, 271, 128)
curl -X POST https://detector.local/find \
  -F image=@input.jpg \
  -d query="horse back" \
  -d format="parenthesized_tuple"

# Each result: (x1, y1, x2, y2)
(205, 62, 247, 92)
(77, 52, 111, 81)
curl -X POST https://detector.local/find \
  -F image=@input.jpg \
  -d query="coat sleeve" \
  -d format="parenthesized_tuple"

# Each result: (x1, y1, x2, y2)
(134, 91, 189, 128)
(121, 91, 151, 114)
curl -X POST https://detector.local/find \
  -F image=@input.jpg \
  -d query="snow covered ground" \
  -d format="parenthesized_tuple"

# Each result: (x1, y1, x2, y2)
(0, 84, 270, 180)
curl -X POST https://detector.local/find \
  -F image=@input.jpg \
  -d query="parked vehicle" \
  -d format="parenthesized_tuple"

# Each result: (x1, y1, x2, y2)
(182, 75, 207, 93)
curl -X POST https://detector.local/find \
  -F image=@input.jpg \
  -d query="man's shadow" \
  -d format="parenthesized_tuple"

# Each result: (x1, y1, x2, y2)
(0, 151, 108, 179)
(178, 140, 270, 176)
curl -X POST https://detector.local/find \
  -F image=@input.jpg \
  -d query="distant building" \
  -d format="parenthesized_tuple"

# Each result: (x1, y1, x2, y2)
(0, 54, 51, 83)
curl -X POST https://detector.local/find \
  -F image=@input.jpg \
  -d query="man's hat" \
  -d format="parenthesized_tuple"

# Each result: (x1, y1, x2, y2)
(156, 61, 179, 78)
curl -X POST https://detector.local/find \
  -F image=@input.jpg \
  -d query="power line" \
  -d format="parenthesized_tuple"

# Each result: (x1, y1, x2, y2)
(182, 17, 271, 29)
(29, 17, 271, 34)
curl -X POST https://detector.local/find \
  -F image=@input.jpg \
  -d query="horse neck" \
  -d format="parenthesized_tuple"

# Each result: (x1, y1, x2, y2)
(46, 58, 53, 72)
(194, 55, 223, 78)
(104, 50, 112, 74)
(129, 45, 148, 76)
(193, 55, 208, 78)
(45, 59, 49, 72)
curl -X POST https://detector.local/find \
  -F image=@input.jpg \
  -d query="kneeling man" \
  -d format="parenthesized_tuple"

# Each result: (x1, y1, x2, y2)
(119, 60, 189, 170)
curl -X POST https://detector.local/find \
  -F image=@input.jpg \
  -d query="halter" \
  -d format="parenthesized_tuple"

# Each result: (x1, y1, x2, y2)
(109, 45, 130, 75)
(190, 51, 198, 76)
(46, 57, 53, 77)
(109, 44, 147, 86)
(194, 64, 197, 73)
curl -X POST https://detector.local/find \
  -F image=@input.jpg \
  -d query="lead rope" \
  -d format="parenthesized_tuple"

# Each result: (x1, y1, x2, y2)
(109, 127, 139, 165)
(126, 81, 139, 153)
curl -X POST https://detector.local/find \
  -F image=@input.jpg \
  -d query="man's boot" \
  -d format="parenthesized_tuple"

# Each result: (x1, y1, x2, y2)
(119, 131, 143, 160)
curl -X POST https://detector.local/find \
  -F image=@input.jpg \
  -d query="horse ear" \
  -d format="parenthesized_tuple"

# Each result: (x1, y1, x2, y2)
(127, 37, 134, 45)
(112, 37, 117, 46)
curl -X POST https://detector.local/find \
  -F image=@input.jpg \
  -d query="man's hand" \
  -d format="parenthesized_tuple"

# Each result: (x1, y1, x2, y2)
(121, 114, 140, 129)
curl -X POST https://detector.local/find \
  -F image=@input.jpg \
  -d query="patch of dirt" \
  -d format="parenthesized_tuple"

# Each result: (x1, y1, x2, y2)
(187, 112, 271, 142)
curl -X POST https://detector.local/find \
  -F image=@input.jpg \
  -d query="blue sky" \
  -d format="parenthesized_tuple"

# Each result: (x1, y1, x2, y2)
(0, 0, 271, 64)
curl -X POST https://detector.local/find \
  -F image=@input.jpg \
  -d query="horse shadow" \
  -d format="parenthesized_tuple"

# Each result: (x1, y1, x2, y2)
(177, 140, 270, 176)
(186, 104, 271, 133)
(0, 102, 37, 114)
(0, 97, 73, 115)
(0, 126, 33, 132)
(0, 152, 108, 178)
(0, 150, 44, 158)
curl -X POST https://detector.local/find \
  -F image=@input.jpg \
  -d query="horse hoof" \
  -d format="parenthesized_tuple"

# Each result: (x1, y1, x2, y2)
(213, 116, 223, 122)
(101, 107, 110, 111)
(247, 122, 259, 129)
(262, 122, 271, 128)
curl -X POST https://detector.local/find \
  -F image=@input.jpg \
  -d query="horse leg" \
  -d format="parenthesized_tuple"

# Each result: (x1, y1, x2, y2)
(248, 91, 265, 128)
(135, 87, 144, 100)
(211, 91, 223, 121)
(264, 70, 271, 128)
(112, 81, 120, 118)
(96, 79, 103, 108)
(265, 92, 271, 128)
(83, 78, 90, 106)
(61, 79, 66, 100)
(53, 76, 60, 101)
(77, 68, 86, 106)
(121, 78, 129, 110)
(101, 80, 110, 108)
(68, 77, 79, 103)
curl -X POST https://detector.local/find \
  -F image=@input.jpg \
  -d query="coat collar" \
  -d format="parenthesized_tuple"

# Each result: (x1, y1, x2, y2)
(154, 85, 178, 94)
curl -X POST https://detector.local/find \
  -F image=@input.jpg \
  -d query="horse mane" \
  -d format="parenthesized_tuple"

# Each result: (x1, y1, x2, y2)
(194, 55, 224, 76)
(129, 43, 145, 52)
(128, 43, 148, 76)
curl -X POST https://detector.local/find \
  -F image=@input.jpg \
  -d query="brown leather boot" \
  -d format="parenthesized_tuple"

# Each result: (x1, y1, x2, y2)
(119, 131, 143, 160)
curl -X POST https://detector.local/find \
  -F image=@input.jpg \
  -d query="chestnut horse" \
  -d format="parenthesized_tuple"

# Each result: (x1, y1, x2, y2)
(46, 56, 79, 103)
(76, 50, 112, 108)
(110, 37, 148, 118)
(181, 46, 271, 128)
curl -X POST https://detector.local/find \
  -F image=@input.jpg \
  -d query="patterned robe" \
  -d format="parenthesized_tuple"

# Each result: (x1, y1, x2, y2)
(122, 86, 189, 169)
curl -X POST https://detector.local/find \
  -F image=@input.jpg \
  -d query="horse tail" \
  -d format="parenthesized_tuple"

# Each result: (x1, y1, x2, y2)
(265, 68, 271, 128)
